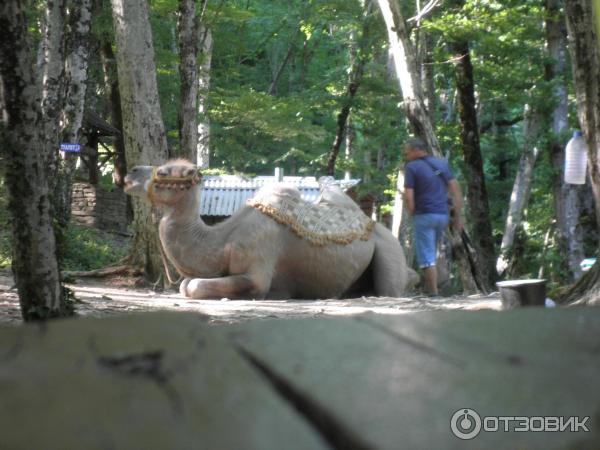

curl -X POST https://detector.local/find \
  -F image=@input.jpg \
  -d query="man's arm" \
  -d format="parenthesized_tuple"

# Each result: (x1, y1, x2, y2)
(404, 187, 415, 215)
(447, 179, 463, 230)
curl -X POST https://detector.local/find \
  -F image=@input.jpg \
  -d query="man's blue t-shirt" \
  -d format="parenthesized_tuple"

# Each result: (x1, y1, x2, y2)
(404, 156, 454, 215)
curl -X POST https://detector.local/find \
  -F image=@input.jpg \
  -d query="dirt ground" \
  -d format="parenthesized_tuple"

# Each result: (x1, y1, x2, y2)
(0, 269, 502, 326)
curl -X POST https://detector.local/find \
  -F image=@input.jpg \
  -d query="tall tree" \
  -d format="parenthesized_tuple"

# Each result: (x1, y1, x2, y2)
(197, 24, 213, 169)
(178, 0, 208, 163)
(560, 0, 600, 304)
(54, 0, 93, 229)
(111, 0, 170, 282)
(375, 0, 440, 153)
(496, 101, 543, 276)
(0, 1, 71, 320)
(545, 0, 585, 281)
(450, 36, 496, 289)
(39, 0, 67, 191)
(99, 39, 127, 187)
(326, 0, 374, 176)
(377, 0, 484, 293)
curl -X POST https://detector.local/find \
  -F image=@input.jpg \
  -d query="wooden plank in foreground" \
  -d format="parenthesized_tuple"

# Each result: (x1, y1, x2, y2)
(0, 312, 328, 450)
(228, 308, 600, 449)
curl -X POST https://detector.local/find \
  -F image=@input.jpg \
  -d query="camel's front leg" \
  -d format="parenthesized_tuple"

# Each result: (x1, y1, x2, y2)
(181, 274, 269, 300)
(179, 278, 192, 296)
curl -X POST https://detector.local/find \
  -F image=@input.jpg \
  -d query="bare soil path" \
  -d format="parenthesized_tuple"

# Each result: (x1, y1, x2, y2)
(0, 269, 501, 326)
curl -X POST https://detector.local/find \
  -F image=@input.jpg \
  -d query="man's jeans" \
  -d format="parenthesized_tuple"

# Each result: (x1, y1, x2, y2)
(413, 213, 449, 269)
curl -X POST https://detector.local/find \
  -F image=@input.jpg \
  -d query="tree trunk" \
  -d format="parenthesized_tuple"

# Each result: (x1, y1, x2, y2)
(496, 103, 542, 276)
(545, 0, 586, 281)
(111, 0, 170, 283)
(40, 0, 66, 177)
(344, 121, 355, 180)
(39, 0, 66, 100)
(326, 4, 373, 175)
(326, 64, 359, 176)
(267, 27, 300, 96)
(451, 39, 496, 289)
(375, 0, 439, 153)
(197, 24, 213, 169)
(99, 40, 127, 187)
(559, 0, 600, 305)
(54, 0, 92, 230)
(0, 1, 71, 321)
(377, 0, 481, 293)
(419, 32, 436, 125)
(178, 0, 199, 161)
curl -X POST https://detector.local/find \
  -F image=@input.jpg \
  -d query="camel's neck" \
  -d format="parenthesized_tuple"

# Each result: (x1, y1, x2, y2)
(159, 187, 228, 277)
(161, 186, 202, 221)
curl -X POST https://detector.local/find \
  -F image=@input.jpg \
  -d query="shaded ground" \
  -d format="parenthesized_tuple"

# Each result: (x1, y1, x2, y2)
(0, 269, 502, 326)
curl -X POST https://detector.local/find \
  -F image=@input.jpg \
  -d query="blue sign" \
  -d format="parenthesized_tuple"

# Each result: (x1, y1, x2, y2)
(60, 143, 81, 153)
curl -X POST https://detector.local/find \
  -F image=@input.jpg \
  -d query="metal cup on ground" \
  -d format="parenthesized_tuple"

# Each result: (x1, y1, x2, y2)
(496, 279, 547, 309)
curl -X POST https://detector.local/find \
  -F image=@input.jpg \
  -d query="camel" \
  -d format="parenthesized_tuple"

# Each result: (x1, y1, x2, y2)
(124, 159, 415, 300)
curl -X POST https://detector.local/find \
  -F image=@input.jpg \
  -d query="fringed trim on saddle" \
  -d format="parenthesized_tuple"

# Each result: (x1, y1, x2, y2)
(247, 198, 375, 246)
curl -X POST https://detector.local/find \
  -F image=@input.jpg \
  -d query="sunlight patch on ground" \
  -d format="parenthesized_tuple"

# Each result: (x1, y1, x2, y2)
(0, 270, 502, 326)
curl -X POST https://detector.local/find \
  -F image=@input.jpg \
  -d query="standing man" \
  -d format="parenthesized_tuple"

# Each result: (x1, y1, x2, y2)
(403, 138, 463, 296)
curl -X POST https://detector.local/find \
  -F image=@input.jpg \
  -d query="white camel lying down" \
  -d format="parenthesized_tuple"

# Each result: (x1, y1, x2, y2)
(124, 159, 415, 299)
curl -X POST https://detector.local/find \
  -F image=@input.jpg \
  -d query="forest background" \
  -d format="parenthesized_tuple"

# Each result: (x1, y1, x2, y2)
(1, 0, 599, 320)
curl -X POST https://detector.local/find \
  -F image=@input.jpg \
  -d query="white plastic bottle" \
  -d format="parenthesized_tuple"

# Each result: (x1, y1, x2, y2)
(564, 130, 588, 184)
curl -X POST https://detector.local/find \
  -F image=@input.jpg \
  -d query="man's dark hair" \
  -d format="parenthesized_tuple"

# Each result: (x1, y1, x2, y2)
(405, 137, 429, 153)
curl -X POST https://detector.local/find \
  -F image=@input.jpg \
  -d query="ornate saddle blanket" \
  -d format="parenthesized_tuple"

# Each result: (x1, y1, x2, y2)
(247, 187, 374, 246)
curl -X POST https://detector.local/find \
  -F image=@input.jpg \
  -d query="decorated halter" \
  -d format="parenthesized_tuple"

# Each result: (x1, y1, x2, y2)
(147, 166, 201, 205)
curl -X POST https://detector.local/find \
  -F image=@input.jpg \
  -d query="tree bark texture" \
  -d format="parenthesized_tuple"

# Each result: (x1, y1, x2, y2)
(418, 32, 436, 125)
(375, 0, 440, 153)
(100, 40, 127, 187)
(344, 121, 355, 180)
(111, 0, 170, 282)
(451, 39, 496, 289)
(197, 24, 213, 169)
(38, 0, 68, 192)
(560, 0, 600, 304)
(565, 0, 600, 229)
(0, 1, 69, 321)
(545, 0, 585, 281)
(178, 0, 200, 162)
(54, 0, 92, 230)
(496, 103, 542, 276)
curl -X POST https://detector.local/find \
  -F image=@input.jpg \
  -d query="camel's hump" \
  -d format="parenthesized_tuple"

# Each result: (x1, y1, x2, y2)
(247, 186, 374, 246)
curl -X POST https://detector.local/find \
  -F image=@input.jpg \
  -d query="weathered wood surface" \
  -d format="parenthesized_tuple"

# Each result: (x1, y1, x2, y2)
(0, 313, 328, 450)
(231, 308, 600, 449)
(1, 308, 599, 449)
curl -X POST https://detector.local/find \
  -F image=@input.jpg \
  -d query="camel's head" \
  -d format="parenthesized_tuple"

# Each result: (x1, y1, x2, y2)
(124, 159, 201, 206)
(123, 165, 154, 199)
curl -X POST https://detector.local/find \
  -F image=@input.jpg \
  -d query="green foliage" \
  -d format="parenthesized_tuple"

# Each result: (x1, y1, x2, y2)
(61, 225, 130, 272)
(71, 0, 593, 287)
(210, 87, 329, 172)
(420, 0, 591, 282)
(1, 177, 127, 272)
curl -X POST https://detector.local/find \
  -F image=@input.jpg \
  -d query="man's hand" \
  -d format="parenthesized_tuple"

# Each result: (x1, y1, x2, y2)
(403, 188, 415, 215)
(447, 180, 463, 231)
(452, 215, 464, 232)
